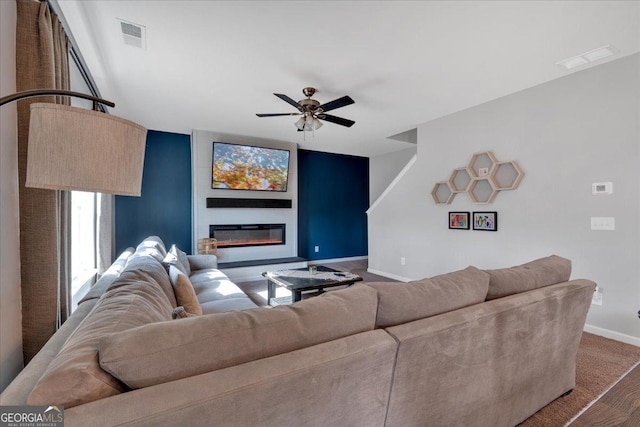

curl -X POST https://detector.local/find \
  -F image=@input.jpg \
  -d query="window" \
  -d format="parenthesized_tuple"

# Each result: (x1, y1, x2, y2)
(69, 53, 101, 311)
(71, 191, 98, 309)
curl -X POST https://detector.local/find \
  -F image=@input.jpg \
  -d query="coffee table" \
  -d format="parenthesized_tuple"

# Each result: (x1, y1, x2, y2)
(262, 266, 363, 305)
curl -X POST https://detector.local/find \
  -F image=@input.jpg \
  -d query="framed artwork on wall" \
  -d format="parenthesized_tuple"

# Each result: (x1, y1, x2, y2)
(473, 211, 498, 231)
(449, 212, 470, 230)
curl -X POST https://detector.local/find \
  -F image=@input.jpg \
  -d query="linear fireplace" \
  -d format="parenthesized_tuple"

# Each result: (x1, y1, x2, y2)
(210, 224, 286, 248)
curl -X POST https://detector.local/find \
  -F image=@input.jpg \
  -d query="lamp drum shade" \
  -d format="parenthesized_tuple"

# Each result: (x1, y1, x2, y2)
(26, 103, 147, 196)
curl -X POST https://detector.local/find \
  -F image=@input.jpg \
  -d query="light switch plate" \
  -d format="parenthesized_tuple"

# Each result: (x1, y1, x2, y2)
(591, 217, 615, 231)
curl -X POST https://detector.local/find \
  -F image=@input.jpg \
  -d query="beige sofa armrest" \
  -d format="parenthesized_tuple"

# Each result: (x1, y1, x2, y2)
(186, 254, 218, 271)
(0, 301, 97, 405)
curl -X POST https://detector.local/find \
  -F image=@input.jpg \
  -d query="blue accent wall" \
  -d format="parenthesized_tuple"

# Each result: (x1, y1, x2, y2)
(115, 130, 192, 256)
(298, 149, 369, 260)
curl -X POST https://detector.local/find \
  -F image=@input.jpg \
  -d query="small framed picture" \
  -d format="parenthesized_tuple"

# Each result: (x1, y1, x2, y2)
(473, 211, 498, 231)
(449, 212, 470, 230)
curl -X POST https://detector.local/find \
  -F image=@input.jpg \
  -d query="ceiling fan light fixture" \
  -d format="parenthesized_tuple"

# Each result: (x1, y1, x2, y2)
(295, 116, 306, 130)
(300, 116, 323, 132)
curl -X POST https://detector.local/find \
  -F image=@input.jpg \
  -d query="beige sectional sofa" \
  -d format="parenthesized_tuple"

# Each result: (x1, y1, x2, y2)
(0, 236, 595, 427)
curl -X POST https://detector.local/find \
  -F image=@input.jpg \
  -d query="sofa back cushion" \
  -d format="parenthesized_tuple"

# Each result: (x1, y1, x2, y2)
(485, 255, 571, 300)
(27, 270, 174, 408)
(78, 247, 134, 305)
(98, 284, 379, 389)
(368, 266, 490, 328)
(118, 253, 178, 308)
(133, 235, 167, 263)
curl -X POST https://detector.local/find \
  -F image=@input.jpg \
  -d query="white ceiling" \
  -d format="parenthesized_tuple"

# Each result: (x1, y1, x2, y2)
(57, 1, 640, 157)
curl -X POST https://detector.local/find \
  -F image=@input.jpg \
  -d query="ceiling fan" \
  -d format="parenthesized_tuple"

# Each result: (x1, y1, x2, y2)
(256, 87, 355, 132)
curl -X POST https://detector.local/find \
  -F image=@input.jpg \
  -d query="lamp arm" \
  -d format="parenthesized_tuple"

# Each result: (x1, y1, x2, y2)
(0, 89, 115, 108)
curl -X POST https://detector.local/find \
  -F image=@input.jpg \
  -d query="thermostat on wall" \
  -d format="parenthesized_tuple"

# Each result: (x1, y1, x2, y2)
(592, 182, 613, 195)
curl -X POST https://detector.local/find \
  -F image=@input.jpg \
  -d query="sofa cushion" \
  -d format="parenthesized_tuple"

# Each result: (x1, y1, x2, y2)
(168, 265, 202, 316)
(98, 284, 378, 389)
(485, 255, 571, 300)
(185, 266, 257, 313)
(133, 235, 167, 263)
(27, 272, 174, 408)
(199, 297, 260, 314)
(163, 244, 191, 277)
(116, 254, 177, 309)
(190, 272, 249, 302)
(368, 266, 490, 328)
(78, 247, 134, 305)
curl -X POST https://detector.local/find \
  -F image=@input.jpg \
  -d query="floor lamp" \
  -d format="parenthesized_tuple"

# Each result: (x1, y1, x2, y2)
(0, 89, 147, 196)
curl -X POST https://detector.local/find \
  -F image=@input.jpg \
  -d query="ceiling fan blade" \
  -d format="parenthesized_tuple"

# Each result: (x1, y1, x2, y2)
(319, 114, 355, 128)
(318, 95, 354, 113)
(274, 93, 302, 111)
(256, 113, 301, 117)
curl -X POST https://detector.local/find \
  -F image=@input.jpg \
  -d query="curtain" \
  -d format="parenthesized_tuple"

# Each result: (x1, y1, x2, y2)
(16, 0, 71, 363)
(97, 194, 114, 275)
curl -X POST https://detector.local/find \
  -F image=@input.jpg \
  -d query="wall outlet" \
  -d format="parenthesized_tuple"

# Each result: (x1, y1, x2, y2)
(400, 257, 406, 265)
(314, 246, 319, 253)
(592, 286, 603, 306)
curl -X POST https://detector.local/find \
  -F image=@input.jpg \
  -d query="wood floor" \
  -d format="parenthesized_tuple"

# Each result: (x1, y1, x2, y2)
(570, 363, 640, 426)
(237, 259, 640, 426)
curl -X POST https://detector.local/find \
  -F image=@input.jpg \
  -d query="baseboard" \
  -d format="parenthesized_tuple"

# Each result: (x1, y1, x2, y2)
(584, 324, 640, 347)
(366, 268, 412, 282)
(311, 255, 368, 264)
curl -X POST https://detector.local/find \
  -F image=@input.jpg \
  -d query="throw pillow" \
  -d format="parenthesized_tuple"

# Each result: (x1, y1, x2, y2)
(368, 266, 490, 328)
(168, 265, 202, 316)
(162, 245, 191, 277)
(98, 284, 378, 389)
(171, 244, 191, 276)
(484, 255, 571, 300)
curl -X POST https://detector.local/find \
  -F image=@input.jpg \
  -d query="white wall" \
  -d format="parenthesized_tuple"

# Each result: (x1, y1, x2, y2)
(0, 0, 24, 391)
(368, 54, 640, 343)
(370, 146, 417, 203)
(192, 130, 298, 263)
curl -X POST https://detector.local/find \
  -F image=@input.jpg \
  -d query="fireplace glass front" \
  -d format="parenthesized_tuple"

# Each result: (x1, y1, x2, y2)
(209, 224, 286, 248)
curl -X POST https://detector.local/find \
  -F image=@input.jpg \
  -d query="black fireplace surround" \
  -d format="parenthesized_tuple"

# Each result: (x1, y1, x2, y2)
(210, 224, 286, 248)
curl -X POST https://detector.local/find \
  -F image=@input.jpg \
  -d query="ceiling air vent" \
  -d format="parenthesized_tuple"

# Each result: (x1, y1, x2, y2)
(118, 19, 146, 50)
